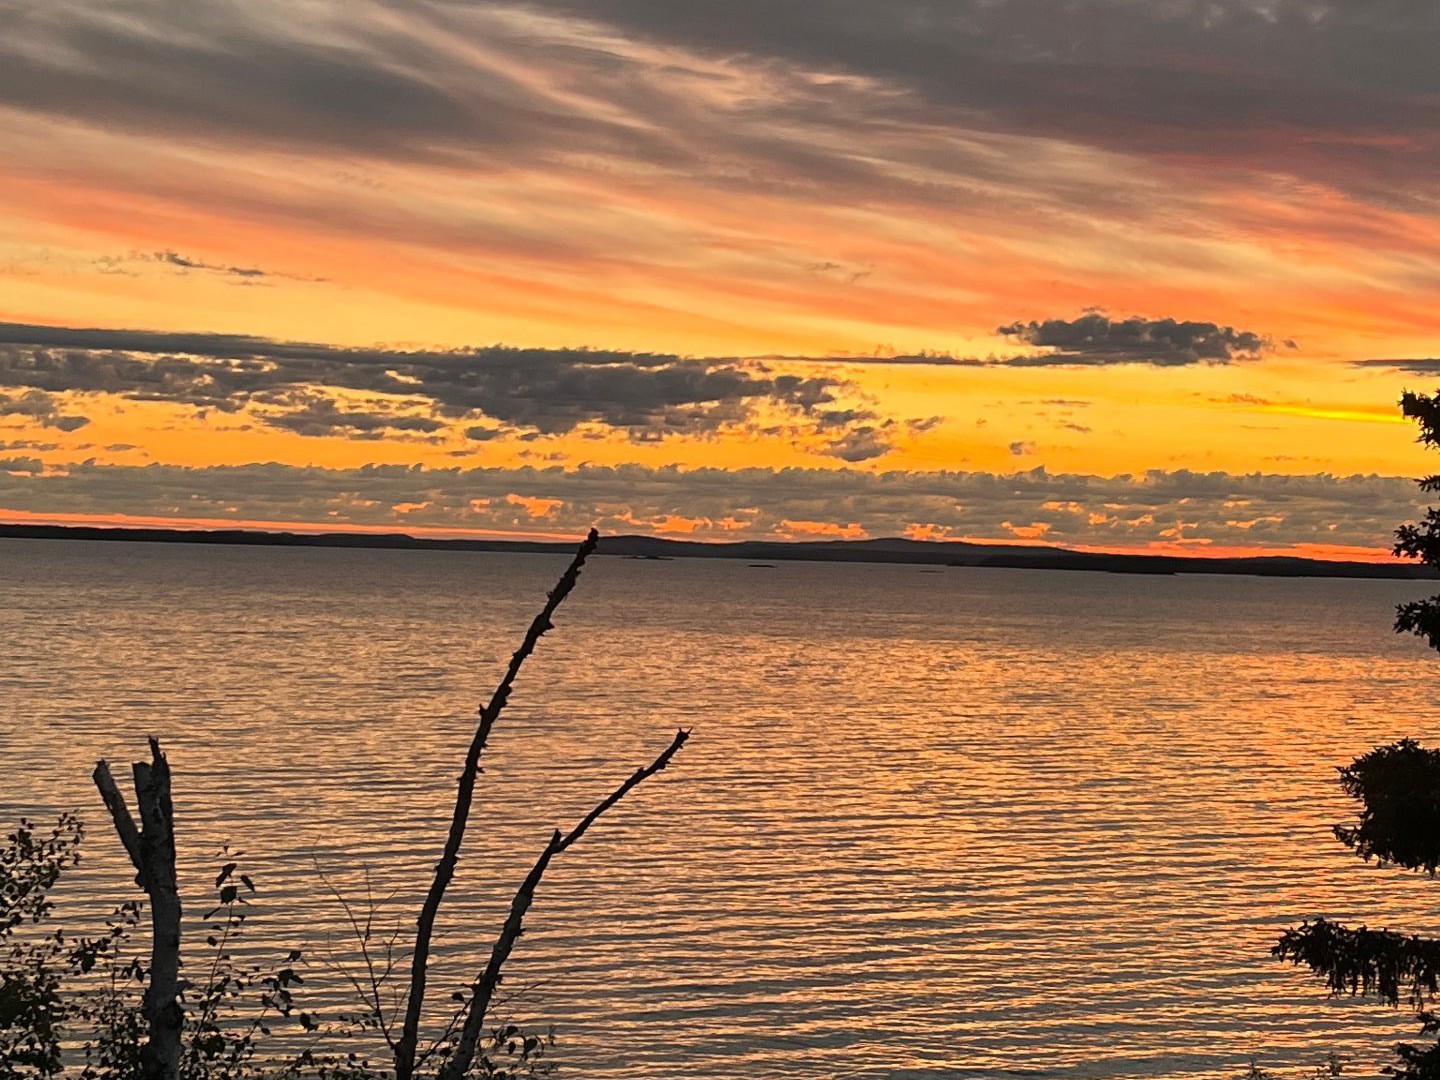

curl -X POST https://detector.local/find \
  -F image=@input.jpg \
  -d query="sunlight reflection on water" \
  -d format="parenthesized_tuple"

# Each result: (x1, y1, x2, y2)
(3, 538, 1440, 1078)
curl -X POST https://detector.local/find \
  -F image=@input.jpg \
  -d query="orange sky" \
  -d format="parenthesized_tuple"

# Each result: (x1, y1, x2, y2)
(4, 2, 1440, 555)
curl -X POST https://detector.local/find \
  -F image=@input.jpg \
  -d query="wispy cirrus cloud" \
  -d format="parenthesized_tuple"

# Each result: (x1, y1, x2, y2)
(6, 1, 1439, 205)
(520, 0, 1440, 206)
(94, 249, 326, 284)
(2, 0, 1429, 372)
(1353, 357, 1440, 374)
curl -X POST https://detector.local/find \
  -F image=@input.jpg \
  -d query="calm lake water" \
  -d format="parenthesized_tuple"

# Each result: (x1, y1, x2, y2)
(4, 538, 1440, 1078)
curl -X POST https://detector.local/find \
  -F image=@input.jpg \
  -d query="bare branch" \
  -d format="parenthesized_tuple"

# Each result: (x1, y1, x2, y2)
(437, 728, 690, 1080)
(393, 527, 599, 1080)
(92, 759, 142, 875)
(556, 729, 690, 853)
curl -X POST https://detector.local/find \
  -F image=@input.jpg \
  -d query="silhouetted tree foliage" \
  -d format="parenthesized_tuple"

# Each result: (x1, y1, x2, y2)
(1274, 390, 1440, 1077)
(0, 814, 85, 1074)
(1393, 391, 1440, 650)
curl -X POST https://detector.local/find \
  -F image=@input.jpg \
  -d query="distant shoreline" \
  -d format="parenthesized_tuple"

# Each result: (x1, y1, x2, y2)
(4, 522, 1437, 580)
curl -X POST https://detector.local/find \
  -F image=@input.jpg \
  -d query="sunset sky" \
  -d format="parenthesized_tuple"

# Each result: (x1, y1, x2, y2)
(5, 0, 1440, 555)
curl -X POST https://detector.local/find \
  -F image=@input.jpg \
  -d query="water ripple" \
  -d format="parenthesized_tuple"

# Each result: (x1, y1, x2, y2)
(3, 539, 1438, 1078)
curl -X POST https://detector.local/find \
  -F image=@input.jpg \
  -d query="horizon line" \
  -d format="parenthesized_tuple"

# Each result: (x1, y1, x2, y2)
(0, 510, 1406, 565)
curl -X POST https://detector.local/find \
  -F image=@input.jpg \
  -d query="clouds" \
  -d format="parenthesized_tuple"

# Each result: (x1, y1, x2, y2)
(0, 2, 499, 160)
(995, 315, 1269, 366)
(92, 249, 329, 285)
(1355, 357, 1440, 374)
(3, 0, 1429, 381)
(0, 4, 1426, 555)
(0, 321, 851, 440)
(255, 393, 448, 441)
(0, 310, 1281, 463)
(522, 0, 1440, 201)
(150, 251, 268, 279)
(6, 0, 1439, 209)
(0, 390, 89, 432)
(0, 457, 1421, 552)
(820, 417, 939, 463)
(770, 313, 1274, 368)
(0, 0, 693, 182)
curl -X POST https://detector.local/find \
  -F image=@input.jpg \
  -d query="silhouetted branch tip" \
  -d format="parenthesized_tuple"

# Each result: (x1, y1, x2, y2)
(438, 727, 691, 1080)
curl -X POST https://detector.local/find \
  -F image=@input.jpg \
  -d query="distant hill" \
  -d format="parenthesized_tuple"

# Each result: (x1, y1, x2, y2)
(600, 533, 1437, 578)
(596, 533, 1049, 564)
(3, 522, 1436, 580)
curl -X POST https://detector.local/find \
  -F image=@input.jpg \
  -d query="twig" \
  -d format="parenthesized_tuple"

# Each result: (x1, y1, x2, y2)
(195, 908, 234, 1041)
(436, 728, 690, 1080)
(393, 528, 600, 1080)
(92, 761, 142, 879)
(421, 993, 474, 1066)
(316, 864, 399, 1051)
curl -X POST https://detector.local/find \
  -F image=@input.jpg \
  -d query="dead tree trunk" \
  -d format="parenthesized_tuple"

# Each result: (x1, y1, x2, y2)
(393, 528, 600, 1080)
(93, 737, 183, 1080)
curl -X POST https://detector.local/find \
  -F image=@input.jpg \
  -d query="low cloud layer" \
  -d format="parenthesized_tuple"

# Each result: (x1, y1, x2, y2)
(0, 458, 1421, 552)
(778, 314, 1274, 368)
(1355, 357, 1440, 374)
(0, 321, 848, 440)
(995, 315, 1269, 366)
(0, 315, 1266, 461)
(0, 390, 89, 432)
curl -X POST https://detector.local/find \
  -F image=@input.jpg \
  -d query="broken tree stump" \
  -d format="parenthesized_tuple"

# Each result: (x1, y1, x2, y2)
(93, 736, 183, 1080)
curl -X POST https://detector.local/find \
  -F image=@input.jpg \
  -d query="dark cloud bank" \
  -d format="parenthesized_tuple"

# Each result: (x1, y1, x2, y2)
(995, 315, 1268, 366)
(0, 458, 1421, 552)
(1356, 357, 1440, 374)
(0, 321, 844, 441)
(0, 310, 1405, 550)
(0, 314, 1270, 454)
(770, 315, 1271, 368)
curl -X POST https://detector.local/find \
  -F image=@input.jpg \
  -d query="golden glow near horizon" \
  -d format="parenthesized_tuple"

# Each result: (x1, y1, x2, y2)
(4, 2, 1440, 556)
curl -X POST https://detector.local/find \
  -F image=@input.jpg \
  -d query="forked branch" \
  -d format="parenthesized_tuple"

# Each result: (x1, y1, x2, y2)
(435, 727, 690, 1080)
(393, 527, 601, 1080)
